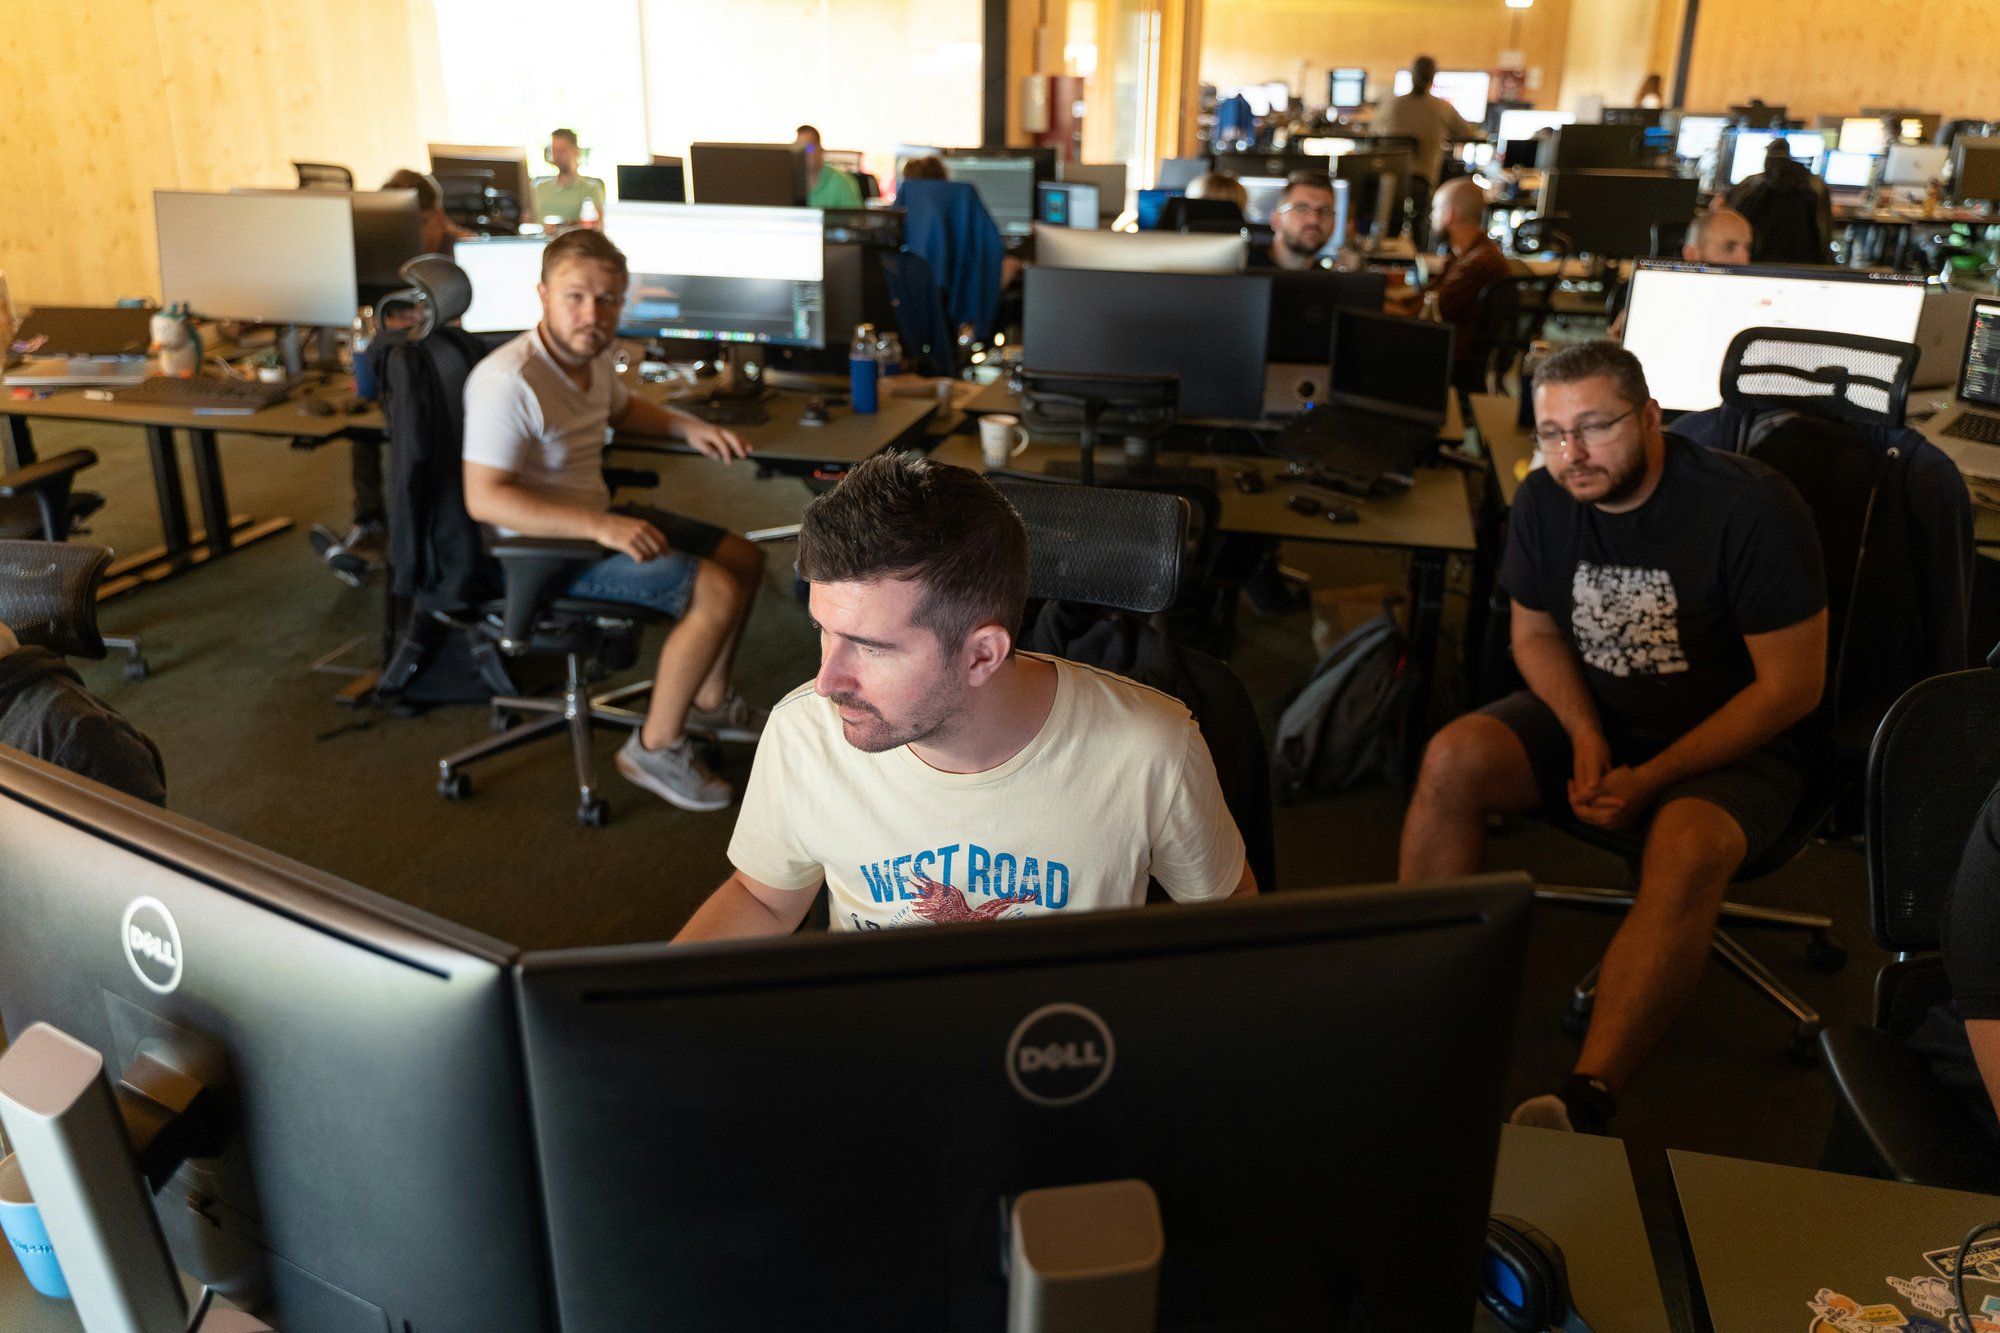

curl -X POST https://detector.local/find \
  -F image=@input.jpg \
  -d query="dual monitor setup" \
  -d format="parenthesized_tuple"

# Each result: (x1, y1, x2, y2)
(0, 749, 1531, 1331)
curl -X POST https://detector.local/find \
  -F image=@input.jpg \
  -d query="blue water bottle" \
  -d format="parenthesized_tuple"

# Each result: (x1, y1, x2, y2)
(849, 322, 879, 414)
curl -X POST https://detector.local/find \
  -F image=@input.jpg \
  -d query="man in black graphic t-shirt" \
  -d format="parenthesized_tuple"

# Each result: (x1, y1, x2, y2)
(1399, 340, 1827, 1134)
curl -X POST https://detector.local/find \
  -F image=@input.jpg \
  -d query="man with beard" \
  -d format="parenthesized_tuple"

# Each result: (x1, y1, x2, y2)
(1248, 171, 1340, 270)
(674, 454, 1255, 940)
(1397, 340, 1827, 1133)
(461, 228, 768, 812)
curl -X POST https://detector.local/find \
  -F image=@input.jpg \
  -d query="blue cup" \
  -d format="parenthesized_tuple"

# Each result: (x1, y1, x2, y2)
(352, 343, 378, 401)
(0, 1154, 70, 1300)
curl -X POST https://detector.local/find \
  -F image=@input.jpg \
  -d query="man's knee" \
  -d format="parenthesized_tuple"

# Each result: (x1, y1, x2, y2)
(1413, 714, 1532, 811)
(715, 534, 766, 584)
(1641, 798, 1749, 897)
(688, 559, 742, 623)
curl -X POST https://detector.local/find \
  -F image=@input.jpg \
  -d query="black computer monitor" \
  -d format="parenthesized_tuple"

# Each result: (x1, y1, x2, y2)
(942, 154, 1038, 237)
(616, 162, 686, 203)
(1022, 265, 1268, 420)
(1539, 124, 1646, 170)
(1263, 269, 1390, 365)
(1501, 138, 1543, 170)
(943, 144, 1060, 186)
(1600, 106, 1663, 128)
(766, 240, 873, 380)
(515, 875, 1532, 1332)
(1155, 156, 1212, 191)
(1031, 226, 1247, 275)
(688, 142, 809, 207)
(1333, 150, 1410, 238)
(350, 188, 426, 303)
(1952, 135, 2000, 203)
(605, 203, 826, 348)
(823, 206, 906, 248)
(426, 142, 533, 233)
(1729, 103, 1790, 129)
(1539, 170, 1700, 258)
(1329, 308, 1455, 415)
(1214, 152, 1333, 180)
(0, 747, 549, 1330)
(1328, 66, 1367, 108)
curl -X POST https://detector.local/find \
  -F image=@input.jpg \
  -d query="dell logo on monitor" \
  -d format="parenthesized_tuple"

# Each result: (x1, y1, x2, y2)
(1006, 1003, 1115, 1107)
(120, 897, 183, 995)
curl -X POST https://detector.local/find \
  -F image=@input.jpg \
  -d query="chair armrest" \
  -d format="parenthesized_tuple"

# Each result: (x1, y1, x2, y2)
(603, 467, 659, 492)
(487, 537, 606, 651)
(1819, 1023, 2000, 1190)
(0, 449, 97, 498)
(488, 536, 607, 563)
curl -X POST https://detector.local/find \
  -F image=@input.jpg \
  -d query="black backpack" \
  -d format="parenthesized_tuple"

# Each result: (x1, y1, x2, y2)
(1274, 606, 1414, 799)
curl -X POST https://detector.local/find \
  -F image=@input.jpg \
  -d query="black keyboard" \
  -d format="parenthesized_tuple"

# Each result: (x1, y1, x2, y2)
(679, 399, 771, 426)
(117, 376, 292, 414)
(1035, 459, 1219, 488)
(1943, 412, 2000, 446)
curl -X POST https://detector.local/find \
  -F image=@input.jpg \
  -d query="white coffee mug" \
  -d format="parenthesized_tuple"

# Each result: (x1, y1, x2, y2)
(979, 414, 1030, 467)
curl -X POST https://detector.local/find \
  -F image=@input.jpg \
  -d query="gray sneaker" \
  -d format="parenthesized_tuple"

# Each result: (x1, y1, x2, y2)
(683, 691, 769, 744)
(615, 734, 733, 811)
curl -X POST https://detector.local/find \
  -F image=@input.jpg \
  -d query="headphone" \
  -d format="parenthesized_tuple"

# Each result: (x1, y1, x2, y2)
(1481, 1215, 1595, 1333)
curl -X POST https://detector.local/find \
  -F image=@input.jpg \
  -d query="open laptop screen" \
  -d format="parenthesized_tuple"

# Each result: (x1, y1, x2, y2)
(1961, 299, 2000, 408)
(1328, 309, 1453, 417)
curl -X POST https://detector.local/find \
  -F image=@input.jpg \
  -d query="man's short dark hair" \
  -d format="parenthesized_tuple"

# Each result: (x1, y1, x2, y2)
(382, 168, 440, 213)
(1532, 339, 1652, 409)
(1280, 170, 1336, 204)
(1411, 55, 1438, 93)
(797, 454, 1030, 653)
(541, 228, 627, 285)
(551, 127, 579, 146)
(796, 124, 821, 142)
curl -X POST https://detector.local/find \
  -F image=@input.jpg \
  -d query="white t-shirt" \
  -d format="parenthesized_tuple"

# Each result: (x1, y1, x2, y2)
(1371, 92, 1475, 183)
(460, 328, 630, 532)
(727, 655, 1248, 931)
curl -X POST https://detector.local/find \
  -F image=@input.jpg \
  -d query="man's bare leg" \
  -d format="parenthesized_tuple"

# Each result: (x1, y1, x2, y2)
(638, 560, 741, 750)
(1399, 713, 1542, 881)
(691, 535, 766, 712)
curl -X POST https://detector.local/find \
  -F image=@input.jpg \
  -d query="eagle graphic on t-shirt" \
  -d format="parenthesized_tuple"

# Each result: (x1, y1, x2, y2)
(907, 874, 1039, 924)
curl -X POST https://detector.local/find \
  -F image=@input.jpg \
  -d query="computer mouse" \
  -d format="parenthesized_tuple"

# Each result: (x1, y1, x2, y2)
(800, 400, 830, 426)
(297, 399, 338, 417)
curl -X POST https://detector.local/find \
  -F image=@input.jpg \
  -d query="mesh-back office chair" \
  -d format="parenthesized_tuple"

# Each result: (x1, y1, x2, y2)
(1535, 330, 1944, 1061)
(0, 540, 120, 659)
(1817, 665, 2000, 1189)
(294, 162, 355, 191)
(370, 256, 668, 826)
(0, 446, 148, 679)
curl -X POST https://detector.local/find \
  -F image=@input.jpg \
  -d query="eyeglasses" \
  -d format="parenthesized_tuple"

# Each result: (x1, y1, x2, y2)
(1274, 203, 1337, 219)
(1531, 406, 1636, 455)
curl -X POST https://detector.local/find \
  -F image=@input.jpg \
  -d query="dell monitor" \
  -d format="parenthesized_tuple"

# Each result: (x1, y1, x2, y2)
(605, 203, 826, 351)
(1883, 142, 1950, 188)
(1031, 226, 1247, 275)
(155, 190, 359, 375)
(1392, 67, 1492, 122)
(0, 746, 549, 1331)
(1539, 170, 1700, 258)
(1726, 129, 1829, 184)
(454, 235, 550, 334)
(1674, 114, 1730, 161)
(1838, 117, 1891, 156)
(1623, 260, 1927, 412)
(1328, 66, 1367, 108)
(515, 875, 1532, 1332)
(688, 142, 809, 207)
(616, 162, 686, 203)
(426, 142, 533, 233)
(1036, 181, 1100, 228)
(1024, 264, 1268, 420)
(943, 154, 1038, 237)
(1951, 136, 2000, 203)
(1057, 161, 1128, 218)
(350, 188, 426, 305)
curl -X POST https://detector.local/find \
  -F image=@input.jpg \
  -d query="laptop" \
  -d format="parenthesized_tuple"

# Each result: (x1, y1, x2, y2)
(2, 356, 150, 387)
(1261, 269, 1391, 416)
(1264, 309, 1454, 494)
(1919, 296, 2000, 488)
(8, 305, 154, 358)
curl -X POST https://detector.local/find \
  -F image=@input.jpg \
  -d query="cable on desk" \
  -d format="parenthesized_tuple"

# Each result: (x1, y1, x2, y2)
(1953, 1218, 2000, 1327)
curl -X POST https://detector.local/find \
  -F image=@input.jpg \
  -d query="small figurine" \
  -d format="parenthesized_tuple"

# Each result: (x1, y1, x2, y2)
(150, 304, 201, 376)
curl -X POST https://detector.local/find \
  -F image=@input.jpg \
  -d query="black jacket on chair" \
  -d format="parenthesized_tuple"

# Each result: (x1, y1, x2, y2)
(376, 326, 496, 615)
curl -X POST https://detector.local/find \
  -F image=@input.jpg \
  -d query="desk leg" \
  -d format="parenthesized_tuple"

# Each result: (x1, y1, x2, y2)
(6, 415, 34, 468)
(1404, 549, 1449, 777)
(146, 426, 193, 554)
(188, 428, 234, 557)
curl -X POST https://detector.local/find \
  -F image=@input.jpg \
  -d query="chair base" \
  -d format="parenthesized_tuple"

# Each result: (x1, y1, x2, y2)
(436, 656, 654, 827)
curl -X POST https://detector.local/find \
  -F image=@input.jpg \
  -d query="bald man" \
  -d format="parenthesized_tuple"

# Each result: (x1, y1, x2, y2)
(1392, 175, 1509, 389)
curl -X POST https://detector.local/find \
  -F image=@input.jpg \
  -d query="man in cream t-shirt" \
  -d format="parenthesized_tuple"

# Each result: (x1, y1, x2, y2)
(675, 455, 1254, 940)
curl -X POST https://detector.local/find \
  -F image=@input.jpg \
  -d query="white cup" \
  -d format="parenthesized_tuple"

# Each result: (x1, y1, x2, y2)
(979, 414, 1030, 467)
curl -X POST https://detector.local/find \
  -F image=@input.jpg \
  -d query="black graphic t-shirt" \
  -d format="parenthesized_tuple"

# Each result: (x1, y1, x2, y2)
(1501, 434, 1827, 741)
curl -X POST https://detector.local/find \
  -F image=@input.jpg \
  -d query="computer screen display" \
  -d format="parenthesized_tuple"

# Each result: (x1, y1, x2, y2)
(1392, 68, 1491, 121)
(1623, 260, 1927, 412)
(1024, 265, 1270, 419)
(514, 876, 1531, 1331)
(616, 162, 686, 203)
(1727, 129, 1829, 183)
(605, 203, 825, 348)
(155, 191, 359, 328)
(1299, 136, 1361, 157)
(1035, 181, 1100, 229)
(687, 142, 807, 207)
(1328, 67, 1367, 108)
(1952, 136, 2000, 202)
(454, 235, 550, 334)
(0, 747, 549, 1332)
(1822, 150, 1876, 189)
(1237, 174, 1290, 225)
(943, 155, 1037, 237)
(1134, 188, 1184, 230)
(1031, 226, 1247, 275)
(1496, 109, 1573, 146)
(1960, 299, 2000, 408)
(1883, 142, 1950, 188)
(1330, 309, 1453, 414)
(1226, 81, 1292, 116)
(1674, 114, 1730, 160)
(1838, 117, 1891, 156)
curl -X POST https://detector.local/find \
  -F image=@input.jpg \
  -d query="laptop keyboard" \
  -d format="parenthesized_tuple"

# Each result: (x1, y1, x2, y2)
(117, 376, 292, 414)
(1943, 412, 2000, 446)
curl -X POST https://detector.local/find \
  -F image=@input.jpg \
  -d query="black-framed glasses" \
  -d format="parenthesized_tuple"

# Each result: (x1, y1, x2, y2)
(1532, 406, 1636, 455)
(1274, 202, 1337, 219)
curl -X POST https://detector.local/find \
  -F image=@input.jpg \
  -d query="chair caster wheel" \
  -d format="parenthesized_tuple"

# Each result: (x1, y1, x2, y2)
(577, 798, 609, 827)
(124, 657, 151, 681)
(1786, 1026, 1822, 1068)
(1805, 935, 1847, 973)
(439, 772, 472, 801)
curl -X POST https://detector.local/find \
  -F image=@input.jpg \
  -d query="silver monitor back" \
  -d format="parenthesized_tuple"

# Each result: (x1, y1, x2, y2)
(154, 191, 358, 328)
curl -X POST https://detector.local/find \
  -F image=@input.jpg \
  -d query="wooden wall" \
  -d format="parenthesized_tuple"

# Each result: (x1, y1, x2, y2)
(1199, 0, 1574, 111)
(0, 1, 441, 309)
(1680, 0, 2000, 120)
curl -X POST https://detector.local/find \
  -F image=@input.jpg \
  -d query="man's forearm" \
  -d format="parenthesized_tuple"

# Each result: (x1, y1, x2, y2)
(611, 395, 699, 439)
(467, 479, 607, 543)
(1514, 633, 1605, 742)
(1637, 681, 1814, 790)
(675, 878, 799, 943)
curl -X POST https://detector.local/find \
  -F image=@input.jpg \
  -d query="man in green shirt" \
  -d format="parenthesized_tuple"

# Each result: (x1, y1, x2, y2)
(532, 128, 607, 225)
(794, 125, 864, 210)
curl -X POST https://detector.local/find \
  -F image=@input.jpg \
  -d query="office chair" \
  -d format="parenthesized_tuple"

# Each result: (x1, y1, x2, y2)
(0, 539, 122, 660)
(1537, 329, 1950, 1062)
(1648, 217, 1689, 258)
(0, 446, 148, 679)
(1816, 664, 2000, 1190)
(1159, 197, 1247, 234)
(294, 162, 355, 191)
(368, 256, 668, 826)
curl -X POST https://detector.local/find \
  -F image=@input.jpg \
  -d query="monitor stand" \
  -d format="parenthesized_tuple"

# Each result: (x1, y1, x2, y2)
(275, 327, 305, 381)
(1004, 1179, 1162, 1332)
(708, 345, 771, 403)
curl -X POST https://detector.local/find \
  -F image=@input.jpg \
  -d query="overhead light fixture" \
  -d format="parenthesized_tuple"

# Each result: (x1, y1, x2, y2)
(1506, 0, 1534, 8)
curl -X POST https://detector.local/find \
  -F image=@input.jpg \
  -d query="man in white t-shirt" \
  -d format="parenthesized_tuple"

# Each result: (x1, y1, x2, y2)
(1370, 54, 1480, 246)
(674, 455, 1255, 940)
(461, 228, 768, 812)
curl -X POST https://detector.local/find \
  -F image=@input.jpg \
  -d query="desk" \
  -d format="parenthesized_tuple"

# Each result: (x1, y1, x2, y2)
(1481, 1125, 1673, 1333)
(611, 389, 937, 470)
(956, 381, 1470, 442)
(1468, 392, 1537, 510)
(0, 1265, 222, 1333)
(1834, 205, 1993, 270)
(3, 381, 381, 598)
(1670, 1147, 2000, 1331)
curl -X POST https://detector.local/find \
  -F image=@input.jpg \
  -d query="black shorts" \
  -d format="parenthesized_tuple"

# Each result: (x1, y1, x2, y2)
(615, 504, 727, 560)
(1479, 689, 1807, 862)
